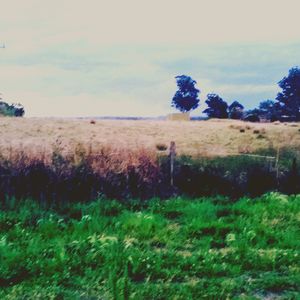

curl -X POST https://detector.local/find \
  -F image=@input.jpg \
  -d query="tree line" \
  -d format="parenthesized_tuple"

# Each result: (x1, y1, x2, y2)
(172, 67, 300, 122)
(0, 95, 25, 117)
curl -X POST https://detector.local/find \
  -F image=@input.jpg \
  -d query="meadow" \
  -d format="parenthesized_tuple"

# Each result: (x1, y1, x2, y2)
(1, 117, 300, 157)
(1, 117, 300, 202)
(0, 193, 299, 299)
(0, 118, 300, 299)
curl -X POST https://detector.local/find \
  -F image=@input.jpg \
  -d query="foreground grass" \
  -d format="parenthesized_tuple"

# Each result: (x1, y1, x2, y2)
(0, 193, 299, 299)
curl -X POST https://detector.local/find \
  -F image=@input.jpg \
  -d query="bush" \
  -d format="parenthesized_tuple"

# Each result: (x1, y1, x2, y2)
(0, 144, 161, 206)
(0, 144, 300, 204)
(0, 101, 25, 117)
(170, 155, 278, 198)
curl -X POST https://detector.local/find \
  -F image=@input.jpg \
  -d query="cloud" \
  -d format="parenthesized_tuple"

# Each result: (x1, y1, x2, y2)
(3, 91, 170, 117)
(1, 1, 300, 116)
(207, 83, 277, 97)
(2, 0, 300, 51)
(0, 43, 298, 116)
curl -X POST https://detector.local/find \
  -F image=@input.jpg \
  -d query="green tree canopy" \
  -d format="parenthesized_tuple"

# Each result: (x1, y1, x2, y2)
(171, 75, 200, 113)
(276, 67, 300, 120)
(203, 93, 228, 119)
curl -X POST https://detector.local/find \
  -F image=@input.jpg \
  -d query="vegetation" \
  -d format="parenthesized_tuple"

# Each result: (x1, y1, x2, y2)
(257, 100, 278, 121)
(171, 75, 200, 113)
(0, 193, 299, 299)
(276, 67, 300, 121)
(203, 93, 229, 119)
(1, 117, 300, 203)
(248, 67, 300, 122)
(4, 118, 300, 157)
(1, 134, 300, 203)
(228, 101, 244, 120)
(241, 66, 300, 122)
(180, 66, 300, 122)
(0, 95, 24, 117)
(0, 100, 24, 117)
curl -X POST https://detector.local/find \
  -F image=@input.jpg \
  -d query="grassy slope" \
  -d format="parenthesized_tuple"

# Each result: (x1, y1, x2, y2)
(1, 118, 300, 156)
(0, 193, 299, 299)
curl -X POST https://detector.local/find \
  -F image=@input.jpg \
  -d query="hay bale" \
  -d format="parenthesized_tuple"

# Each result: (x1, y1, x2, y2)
(167, 112, 190, 121)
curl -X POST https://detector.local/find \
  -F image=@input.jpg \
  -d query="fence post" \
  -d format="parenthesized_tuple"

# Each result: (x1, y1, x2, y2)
(169, 141, 176, 186)
(275, 146, 280, 182)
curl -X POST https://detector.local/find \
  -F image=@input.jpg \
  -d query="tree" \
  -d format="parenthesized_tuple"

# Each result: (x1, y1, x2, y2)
(228, 100, 244, 119)
(0, 96, 25, 117)
(12, 103, 25, 117)
(258, 100, 281, 121)
(171, 75, 200, 113)
(276, 66, 300, 120)
(243, 108, 260, 122)
(203, 93, 228, 118)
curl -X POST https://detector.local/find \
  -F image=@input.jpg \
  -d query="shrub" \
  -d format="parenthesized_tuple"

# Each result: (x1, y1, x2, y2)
(170, 155, 278, 198)
(0, 101, 25, 117)
(0, 144, 161, 206)
(0, 144, 300, 204)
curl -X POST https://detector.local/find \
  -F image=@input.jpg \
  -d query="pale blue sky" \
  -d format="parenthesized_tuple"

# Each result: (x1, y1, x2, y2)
(1, 0, 300, 117)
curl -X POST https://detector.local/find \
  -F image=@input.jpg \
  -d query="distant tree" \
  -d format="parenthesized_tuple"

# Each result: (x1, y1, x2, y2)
(171, 75, 200, 113)
(203, 93, 228, 118)
(228, 100, 244, 119)
(258, 100, 281, 121)
(12, 103, 25, 117)
(259, 100, 275, 114)
(276, 66, 300, 120)
(0, 96, 25, 117)
(243, 108, 260, 122)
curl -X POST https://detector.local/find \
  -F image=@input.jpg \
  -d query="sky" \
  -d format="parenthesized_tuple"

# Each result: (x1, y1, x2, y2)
(1, 0, 300, 117)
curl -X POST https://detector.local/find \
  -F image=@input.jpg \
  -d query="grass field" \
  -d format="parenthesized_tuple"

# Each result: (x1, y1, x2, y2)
(0, 193, 299, 299)
(1, 117, 300, 156)
(1, 117, 299, 299)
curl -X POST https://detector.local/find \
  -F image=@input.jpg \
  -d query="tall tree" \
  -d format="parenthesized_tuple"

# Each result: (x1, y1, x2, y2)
(171, 75, 200, 113)
(228, 101, 244, 119)
(203, 93, 228, 118)
(243, 108, 260, 122)
(276, 67, 300, 120)
(258, 100, 281, 121)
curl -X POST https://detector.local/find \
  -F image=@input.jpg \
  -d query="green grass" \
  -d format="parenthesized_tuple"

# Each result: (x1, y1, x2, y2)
(0, 193, 299, 299)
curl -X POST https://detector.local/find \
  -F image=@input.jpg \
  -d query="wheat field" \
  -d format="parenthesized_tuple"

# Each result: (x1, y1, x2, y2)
(0, 117, 299, 156)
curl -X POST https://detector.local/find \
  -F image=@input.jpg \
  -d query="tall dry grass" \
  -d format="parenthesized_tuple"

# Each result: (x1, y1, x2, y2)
(0, 142, 161, 204)
(1, 118, 300, 203)
(1, 117, 300, 156)
(1, 141, 300, 204)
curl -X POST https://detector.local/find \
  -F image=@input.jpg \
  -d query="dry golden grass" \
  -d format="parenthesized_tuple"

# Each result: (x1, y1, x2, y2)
(0, 117, 299, 157)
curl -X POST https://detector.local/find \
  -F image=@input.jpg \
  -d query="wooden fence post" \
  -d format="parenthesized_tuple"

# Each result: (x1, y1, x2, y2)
(275, 146, 280, 182)
(169, 141, 176, 186)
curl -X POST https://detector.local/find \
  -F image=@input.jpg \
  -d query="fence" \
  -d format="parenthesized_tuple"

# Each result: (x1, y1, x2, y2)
(167, 141, 282, 187)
